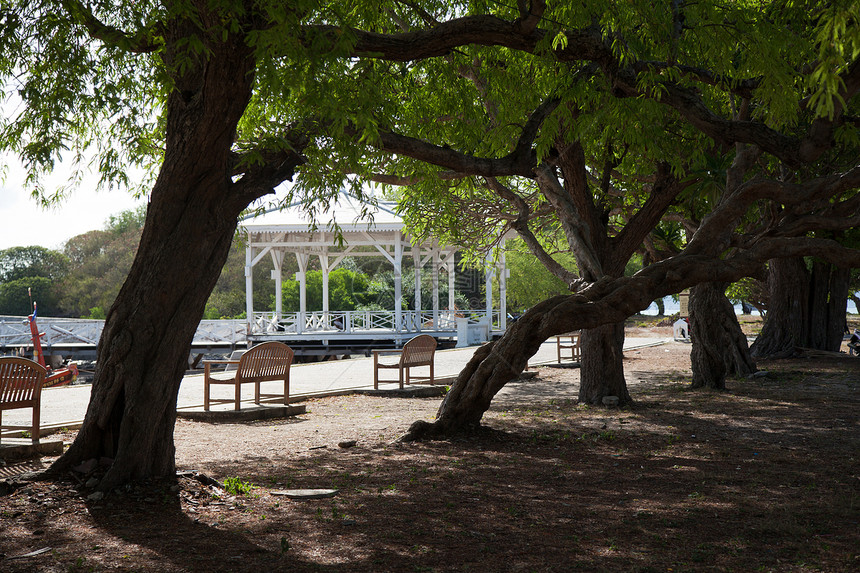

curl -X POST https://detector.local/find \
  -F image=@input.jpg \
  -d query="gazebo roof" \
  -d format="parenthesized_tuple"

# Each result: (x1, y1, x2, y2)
(240, 192, 405, 236)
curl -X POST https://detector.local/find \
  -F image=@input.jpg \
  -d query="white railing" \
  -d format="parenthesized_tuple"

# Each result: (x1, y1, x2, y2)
(0, 316, 247, 350)
(1, 309, 506, 352)
(249, 309, 499, 336)
(0, 317, 105, 347)
(194, 319, 247, 345)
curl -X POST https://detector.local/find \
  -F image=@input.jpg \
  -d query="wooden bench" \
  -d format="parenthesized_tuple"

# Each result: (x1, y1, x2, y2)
(556, 331, 582, 363)
(0, 357, 47, 444)
(373, 334, 437, 389)
(204, 342, 294, 411)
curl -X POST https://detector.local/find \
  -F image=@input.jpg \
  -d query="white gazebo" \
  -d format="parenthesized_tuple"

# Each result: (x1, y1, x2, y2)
(240, 193, 509, 347)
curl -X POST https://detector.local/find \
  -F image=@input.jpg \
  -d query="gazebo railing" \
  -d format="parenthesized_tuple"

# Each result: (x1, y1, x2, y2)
(249, 309, 502, 336)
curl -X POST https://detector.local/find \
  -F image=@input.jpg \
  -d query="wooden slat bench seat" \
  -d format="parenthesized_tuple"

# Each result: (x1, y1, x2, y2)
(556, 331, 582, 363)
(373, 334, 437, 389)
(204, 342, 294, 411)
(0, 356, 47, 444)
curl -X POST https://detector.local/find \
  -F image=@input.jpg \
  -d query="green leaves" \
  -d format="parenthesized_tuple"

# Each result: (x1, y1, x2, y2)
(806, 1, 860, 119)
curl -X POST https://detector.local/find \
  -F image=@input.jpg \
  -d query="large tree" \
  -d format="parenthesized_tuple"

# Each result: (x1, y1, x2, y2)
(750, 256, 852, 358)
(2, 1, 859, 488)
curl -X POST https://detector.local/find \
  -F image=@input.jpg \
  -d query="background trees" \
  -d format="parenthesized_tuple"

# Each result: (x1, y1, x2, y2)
(0, 246, 69, 315)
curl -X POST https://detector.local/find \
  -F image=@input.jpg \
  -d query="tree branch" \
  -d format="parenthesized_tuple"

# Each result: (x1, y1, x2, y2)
(61, 0, 162, 53)
(485, 177, 580, 287)
(612, 163, 689, 267)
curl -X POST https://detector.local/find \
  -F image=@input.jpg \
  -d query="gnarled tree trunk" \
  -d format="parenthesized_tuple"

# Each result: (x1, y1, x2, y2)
(751, 258, 849, 358)
(689, 281, 755, 389)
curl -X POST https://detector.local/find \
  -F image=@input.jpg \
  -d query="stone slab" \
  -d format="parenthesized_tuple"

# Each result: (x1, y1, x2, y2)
(355, 385, 448, 398)
(176, 403, 306, 422)
(270, 488, 339, 499)
(0, 439, 64, 460)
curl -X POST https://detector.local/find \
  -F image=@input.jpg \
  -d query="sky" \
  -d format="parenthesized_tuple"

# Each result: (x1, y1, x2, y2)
(0, 157, 146, 251)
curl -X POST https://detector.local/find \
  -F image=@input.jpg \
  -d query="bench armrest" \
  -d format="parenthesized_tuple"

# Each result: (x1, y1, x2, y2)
(372, 349, 402, 357)
(204, 359, 241, 380)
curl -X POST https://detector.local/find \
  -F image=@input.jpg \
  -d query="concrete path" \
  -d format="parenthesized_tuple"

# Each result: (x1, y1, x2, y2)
(2, 337, 668, 437)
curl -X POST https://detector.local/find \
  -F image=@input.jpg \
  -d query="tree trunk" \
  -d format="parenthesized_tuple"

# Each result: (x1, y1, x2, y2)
(579, 322, 630, 404)
(47, 20, 270, 491)
(808, 261, 849, 350)
(751, 258, 849, 358)
(689, 282, 756, 389)
(654, 297, 665, 315)
(750, 258, 810, 358)
(402, 276, 666, 441)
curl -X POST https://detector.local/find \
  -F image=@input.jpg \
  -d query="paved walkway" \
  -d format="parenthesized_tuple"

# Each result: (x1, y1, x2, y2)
(2, 337, 668, 437)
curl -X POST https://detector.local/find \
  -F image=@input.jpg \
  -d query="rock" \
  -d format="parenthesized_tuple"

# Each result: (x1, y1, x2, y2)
(338, 440, 357, 449)
(85, 478, 99, 489)
(747, 370, 770, 379)
(602, 396, 620, 407)
(72, 459, 98, 474)
(87, 491, 104, 502)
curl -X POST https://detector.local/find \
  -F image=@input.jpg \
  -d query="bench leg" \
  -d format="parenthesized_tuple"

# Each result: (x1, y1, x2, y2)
(399, 365, 404, 389)
(284, 372, 290, 406)
(255, 381, 261, 406)
(235, 382, 242, 411)
(32, 401, 40, 444)
(373, 354, 379, 390)
(204, 380, 210, 411)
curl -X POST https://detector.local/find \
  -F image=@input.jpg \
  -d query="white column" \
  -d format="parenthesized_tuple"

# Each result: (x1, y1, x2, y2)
(271, 250, 284, 322)
(245, 244, 254, 334)
(485, 254, 494, 324)
(499, 250, 507, 331)
(320, 254, 330, 319)
(296, 253, 309, 335)
(394, 235, 403, 334)
(448, 259, 455, 313)
(432, 248, 440, 329)
(413, 246, 421, 331)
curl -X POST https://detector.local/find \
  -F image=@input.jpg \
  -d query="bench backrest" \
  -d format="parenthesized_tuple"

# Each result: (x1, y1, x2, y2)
(0, 357, 47, 409)
(401, 335, 437, 366)
(236, 342, 294, 382)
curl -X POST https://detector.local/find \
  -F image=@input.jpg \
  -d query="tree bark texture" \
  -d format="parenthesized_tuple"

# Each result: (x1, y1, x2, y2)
(48, 20, 264, 490)
(750, 258, 810, 358)
(808, 261, 850, 350)
(750, 258, 850, 358)
(579, 322, 630, 404)
(689, 282, 756, 389)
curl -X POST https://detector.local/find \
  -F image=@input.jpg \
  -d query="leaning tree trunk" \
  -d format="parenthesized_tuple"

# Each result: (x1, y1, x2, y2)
(48, 22, 265, 491)
(402, 274, 673, 441)
(579, 322, 630, 404)
(689, 282, 756, 389)
(750, 258, 810, 358)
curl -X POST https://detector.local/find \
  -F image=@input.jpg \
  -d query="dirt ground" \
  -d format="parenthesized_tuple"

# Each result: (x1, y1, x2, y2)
(1, 325, 858, 572)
